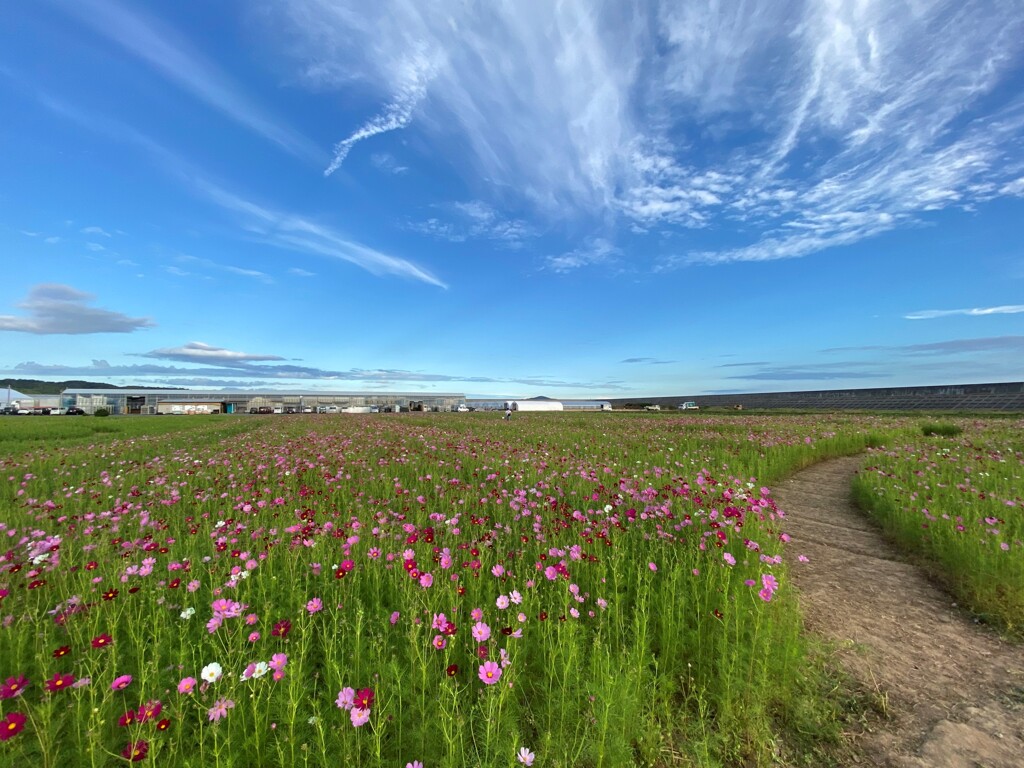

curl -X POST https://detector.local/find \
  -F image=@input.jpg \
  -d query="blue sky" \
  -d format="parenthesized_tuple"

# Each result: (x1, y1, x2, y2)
(1, 0, 1023, 398)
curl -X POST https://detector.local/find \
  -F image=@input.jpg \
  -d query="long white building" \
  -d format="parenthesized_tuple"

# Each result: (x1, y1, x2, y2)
(61, 389, 466, 415)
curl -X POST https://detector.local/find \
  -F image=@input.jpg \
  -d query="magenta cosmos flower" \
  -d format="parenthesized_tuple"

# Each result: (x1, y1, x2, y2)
(0, 676, 29, 699)
(306, 597, 323, 614)
(111, 674, 132, 691)
(478, 661, 502, 685)
(177, 677, 198, 694)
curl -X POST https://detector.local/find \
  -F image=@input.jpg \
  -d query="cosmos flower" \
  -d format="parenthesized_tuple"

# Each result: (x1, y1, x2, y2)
(0, 711, 27, 741)
(478, 661, 502, 685)
(111, 675, 132, 691)
(200, 663, 223, 684)
(0, 676, 29, 699)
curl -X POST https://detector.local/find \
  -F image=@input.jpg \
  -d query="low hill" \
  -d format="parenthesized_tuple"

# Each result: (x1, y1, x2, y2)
(0, 379, 184, 395)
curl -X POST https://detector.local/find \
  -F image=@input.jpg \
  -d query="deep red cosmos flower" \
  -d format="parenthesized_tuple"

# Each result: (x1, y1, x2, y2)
(45, 673, 74, 693)
(354, 688, 374, 710)
(102, 589, 119, 601)
(52, 646, 71, 658)
(445, 664, 459, 677)
(0, 712, 27, 741)
(0, 676, 29, 699)
(91, 634, 113, 649)
(271, 619, 292, 638)
(121, 740, 149, 762)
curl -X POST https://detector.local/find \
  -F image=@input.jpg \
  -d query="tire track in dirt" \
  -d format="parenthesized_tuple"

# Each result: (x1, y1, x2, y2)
(774, 456, 1024, 768)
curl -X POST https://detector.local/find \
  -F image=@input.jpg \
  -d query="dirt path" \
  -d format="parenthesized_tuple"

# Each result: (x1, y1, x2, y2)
(774, 456, 1024, 768)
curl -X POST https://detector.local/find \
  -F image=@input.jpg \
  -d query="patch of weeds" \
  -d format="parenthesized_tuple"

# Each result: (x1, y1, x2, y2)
(919, 422, 962, 437)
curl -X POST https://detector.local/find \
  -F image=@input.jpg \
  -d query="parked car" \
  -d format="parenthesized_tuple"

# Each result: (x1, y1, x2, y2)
(66, 407, 86, 415)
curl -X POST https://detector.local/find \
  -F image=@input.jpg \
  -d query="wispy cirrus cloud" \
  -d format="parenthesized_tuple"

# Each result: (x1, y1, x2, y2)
(905, 305, 1024, 320)
(27, 91, 444, 289)
(197, 180, 447, 288)
(547, 238, 619, 273)
(324, 51, 436, 175)
(410, 201, 534, 247)
(0, 284, 154, 334)
(62, 0, 323, 163)
(271, 0, 1024, 266)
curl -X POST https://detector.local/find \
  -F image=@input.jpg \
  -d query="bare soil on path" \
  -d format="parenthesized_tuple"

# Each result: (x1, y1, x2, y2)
(773, 456, 1024, 768)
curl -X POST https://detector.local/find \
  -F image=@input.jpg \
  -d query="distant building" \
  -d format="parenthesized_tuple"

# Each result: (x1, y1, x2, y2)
(562, 400, 612, 411)
(504, 398, 564, 412)
(61, 389, 465, 416)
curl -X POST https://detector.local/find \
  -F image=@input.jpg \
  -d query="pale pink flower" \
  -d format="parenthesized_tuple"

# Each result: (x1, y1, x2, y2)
(471, 622, 491, 642)
(335, 687, 355, 710)
(306, 597, 323, 614)
(517, 747, 536, 766)
(350, 707, 370, 727)
(207, 697, 234, 722)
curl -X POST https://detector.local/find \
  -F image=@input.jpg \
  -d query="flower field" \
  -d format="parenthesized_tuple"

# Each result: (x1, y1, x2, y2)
(853, 419, 1024, 638)
(1, 411, 1015, 767)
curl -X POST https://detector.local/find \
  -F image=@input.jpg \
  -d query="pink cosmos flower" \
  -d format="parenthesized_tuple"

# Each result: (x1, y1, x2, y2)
(478, 661, 502, 685)
(471, 622, 491, 642)
(496, 595, 510, 610)
(350, 707, 370, 727)
(470, 607, 483, 621)
(390, 611, 400, 625)
(335, 687, 355, 710)
(419, 573, 433, 588)
(648, 562, 657, 572)
(306, 597, 323, 614)
(406, 762, 424, 768)
(723, 553, 736, 566)
(248, 631, 260, 643)
(269, 653, 287, 672)
(432, 635, 447, 650)
(111, 675, 132, 691)
(207, 698, 234, 722)
(517, 747, 536, 766)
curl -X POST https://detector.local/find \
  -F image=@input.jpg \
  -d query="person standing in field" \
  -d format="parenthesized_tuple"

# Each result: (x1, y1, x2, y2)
(504, 406, 512, 421)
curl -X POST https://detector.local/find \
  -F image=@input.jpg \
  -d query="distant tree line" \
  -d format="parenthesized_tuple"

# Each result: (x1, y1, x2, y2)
(0, 379, 184, 395)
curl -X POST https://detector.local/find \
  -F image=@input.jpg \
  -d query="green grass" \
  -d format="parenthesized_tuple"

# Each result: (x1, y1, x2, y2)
(853, 418, 1024, 638)
(1, 412, 1011, 766)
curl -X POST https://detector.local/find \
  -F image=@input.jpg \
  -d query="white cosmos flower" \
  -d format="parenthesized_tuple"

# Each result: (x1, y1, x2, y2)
(201, 662, 223, 683)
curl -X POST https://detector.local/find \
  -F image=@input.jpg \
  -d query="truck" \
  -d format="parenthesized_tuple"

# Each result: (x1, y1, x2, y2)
(677, 402, 700, 410)
(644, 404, 661, 411)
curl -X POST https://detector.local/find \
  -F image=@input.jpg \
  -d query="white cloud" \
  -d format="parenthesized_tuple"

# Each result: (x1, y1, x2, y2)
(86, 242, 105, 252)
(370, 153, 409, 175)
(270, 0, 1024, 265)
(410, 200, 535, 246)
(44, 236, 61, 244)
(905, 305, 1024, 320)
(547, 238, 619, 273)
(0, 283, 155, 334)
(81, 226, 111, 237)
(198, 180, 447, 288)
(325, 51, 436, 175)
(139, 342, 286, 364)
(63, 0, 323, 163)
(288, 267, 315, 277)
